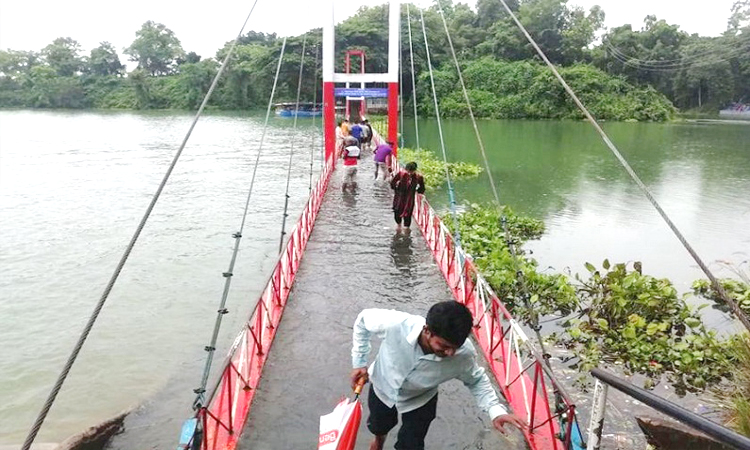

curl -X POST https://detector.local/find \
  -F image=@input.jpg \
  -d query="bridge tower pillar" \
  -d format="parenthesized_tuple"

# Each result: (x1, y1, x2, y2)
(323, 0, 401, 163)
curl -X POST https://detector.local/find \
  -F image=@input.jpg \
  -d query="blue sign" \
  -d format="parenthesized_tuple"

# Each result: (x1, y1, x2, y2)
(334, 88, 389, 98)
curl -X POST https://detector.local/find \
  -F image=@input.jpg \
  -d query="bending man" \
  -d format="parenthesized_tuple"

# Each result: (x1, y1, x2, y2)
(351, 301, 527, 450)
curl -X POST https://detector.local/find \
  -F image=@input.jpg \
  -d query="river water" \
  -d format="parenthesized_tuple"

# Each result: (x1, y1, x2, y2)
(408, 118, 750, 321)
(1, 110, 748, 445)
(0, 110, 323, 445)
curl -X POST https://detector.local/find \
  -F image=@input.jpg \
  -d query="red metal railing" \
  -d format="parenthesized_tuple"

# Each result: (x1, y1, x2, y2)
(413, 194, 578, 450)
(193, 157, 335, 450)
(191, 126, 577, 450)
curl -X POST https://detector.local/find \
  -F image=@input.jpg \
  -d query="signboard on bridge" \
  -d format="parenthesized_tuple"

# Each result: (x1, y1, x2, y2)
(334, 88, 388, 98)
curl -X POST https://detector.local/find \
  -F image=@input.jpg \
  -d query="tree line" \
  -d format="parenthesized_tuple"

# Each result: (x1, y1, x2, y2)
(0, 0, 747, 119)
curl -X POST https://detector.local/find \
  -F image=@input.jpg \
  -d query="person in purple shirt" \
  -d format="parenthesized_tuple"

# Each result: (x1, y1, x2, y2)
(373, 141, 394, 180)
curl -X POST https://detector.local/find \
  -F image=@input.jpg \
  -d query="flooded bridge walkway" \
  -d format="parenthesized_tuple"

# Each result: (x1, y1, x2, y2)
(104, 150, 526, 450)
(237, 153, 525, 449)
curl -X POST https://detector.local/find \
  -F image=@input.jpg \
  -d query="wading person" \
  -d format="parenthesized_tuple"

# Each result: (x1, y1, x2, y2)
(350, 120, 363, 147)
(373, 141, 393, 181)
(350, 301, 527, 450)
(390, 161, 425, 231)
(341, 141, 361, 191)
(362, 119, 373, 150)
(335, 120, 345, 154)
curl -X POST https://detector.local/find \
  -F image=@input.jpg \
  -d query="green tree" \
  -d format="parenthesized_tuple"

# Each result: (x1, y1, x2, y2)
(674, 37, 734, 108)
(596, 17, 687, 99)
(0, 49, 38, 106)
(26, 65, 86, 108)
(561, 5, 604, 64)
(517, 0, 569, 63)
(336, 5, 390, 73)
(176, 59, 219, 109)
(476, 0, 518, 29)
(728, 0, 750, 33)
(42, 37, 84, 77)
(87, 42, 124, 77)
(125, 21, 185, 76)
(218, 43, 271, 108)
(443, 3, 486, 59)
(0, 49, 38, 80)
(128, 68, 152, 108)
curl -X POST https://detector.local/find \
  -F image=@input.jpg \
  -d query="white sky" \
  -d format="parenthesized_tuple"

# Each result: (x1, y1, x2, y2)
(0, 0, 737, 61)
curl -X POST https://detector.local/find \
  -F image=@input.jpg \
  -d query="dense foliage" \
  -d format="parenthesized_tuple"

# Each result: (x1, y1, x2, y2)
(719, 334, 750, 437)
(3, 0, 747, 116)
(450, 203, 580, 322)
(406, 150, 740, 393)
(565, 261, 731, 394)
(693, 278, 750, 314)
(422, 59, 675, 120)
(447, 203, 735, 394)
(398, 147, 483, 189)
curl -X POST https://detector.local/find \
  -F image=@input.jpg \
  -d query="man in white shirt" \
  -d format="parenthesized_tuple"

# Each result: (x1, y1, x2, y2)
(351, 301, 527, 450)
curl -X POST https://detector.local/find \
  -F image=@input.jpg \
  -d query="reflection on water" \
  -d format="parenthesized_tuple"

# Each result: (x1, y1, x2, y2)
(234, 160, 525, 450)
(408, 118, 750, 316)
(390, 230, 414, 273)
(0, 110, 323, 445)
(341, 189, 358, 209)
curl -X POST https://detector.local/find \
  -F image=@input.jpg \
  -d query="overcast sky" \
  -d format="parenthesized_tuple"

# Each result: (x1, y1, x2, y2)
(0, 0, 737, 61)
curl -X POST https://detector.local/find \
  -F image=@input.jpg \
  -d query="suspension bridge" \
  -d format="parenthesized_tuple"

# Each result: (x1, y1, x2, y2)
(18, 1, 750, 450)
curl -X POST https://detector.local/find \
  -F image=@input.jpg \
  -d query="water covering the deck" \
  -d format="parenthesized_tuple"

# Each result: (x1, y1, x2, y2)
(104, 151, 525, 450)
(237, 153, 525, 449)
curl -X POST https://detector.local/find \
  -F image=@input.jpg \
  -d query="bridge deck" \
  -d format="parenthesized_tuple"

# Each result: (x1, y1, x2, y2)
(238, 153, 525, 449)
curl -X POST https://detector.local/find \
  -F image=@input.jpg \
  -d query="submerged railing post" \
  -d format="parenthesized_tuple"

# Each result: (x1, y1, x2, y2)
(592, 368, 750, 450)
(586, 379, 608, 450)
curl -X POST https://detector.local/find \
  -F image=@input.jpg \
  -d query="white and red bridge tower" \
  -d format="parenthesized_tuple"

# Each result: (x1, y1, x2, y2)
(322, 0, 401, 162)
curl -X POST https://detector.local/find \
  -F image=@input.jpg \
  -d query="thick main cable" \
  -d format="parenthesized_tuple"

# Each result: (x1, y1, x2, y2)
(406, 4, 421, 152)
(496, 0, 750, 333)
(433, 1, 550, 358)
(192, 35, 288, 410)
(418, 8, 461, 247)
(19, 3, 263, 449)
(310, 43, 320, 193)
(399, 23, 405, 148)
(279, 34, 308, 254)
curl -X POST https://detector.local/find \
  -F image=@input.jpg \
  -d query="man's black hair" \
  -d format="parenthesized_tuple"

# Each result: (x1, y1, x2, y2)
(425, 301, 473, 347)
(405, 161, 418, 172)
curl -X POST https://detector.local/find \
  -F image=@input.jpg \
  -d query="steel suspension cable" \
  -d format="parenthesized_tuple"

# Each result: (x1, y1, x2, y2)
(406, 4, 421, 152)
(435, 0, 552, 372)
(279, 34, 308, 254)
(418, 8, 461, 247)
(310, 43, 320, 193)
(19, 4, 263, 449)
(496, 0, 750, 333)
(399, 22, 405, 149)
(192, 35, 288, 411)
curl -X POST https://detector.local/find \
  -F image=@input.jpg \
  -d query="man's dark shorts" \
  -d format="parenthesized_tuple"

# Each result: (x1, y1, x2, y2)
(367, 385, 438, 450)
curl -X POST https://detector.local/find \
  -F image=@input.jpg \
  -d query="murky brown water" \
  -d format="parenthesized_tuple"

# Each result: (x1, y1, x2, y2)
(105, 150, 526, 449)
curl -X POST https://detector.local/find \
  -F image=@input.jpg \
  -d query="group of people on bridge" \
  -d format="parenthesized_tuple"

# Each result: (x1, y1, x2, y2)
(335, 118, 426, 232)
(332, 117, 527, 450)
